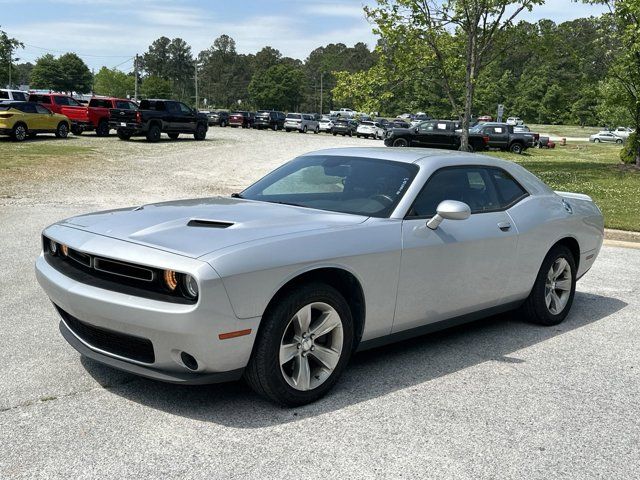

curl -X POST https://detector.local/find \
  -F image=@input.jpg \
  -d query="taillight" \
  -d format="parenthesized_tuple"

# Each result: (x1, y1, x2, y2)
(136, 111, 141, 123)
(483, 135, 490, 144)
(0, 113, 13, 118)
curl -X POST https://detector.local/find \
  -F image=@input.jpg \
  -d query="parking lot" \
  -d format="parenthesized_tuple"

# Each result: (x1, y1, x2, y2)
(1, 128, 639, 479)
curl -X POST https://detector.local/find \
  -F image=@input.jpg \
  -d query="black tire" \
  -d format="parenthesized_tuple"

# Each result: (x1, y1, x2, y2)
(272, 123, 278, 131)
(616, 139, 623, 144)
(286, 128, 291, 133)
(116, 128, 131, 140)
(348, 131, 353, 137)
(302, 125, 308, 133)
(146, 124, 161, 142)
(593, 138, 600, 143)
(314, 126, 319, 134)
(222, 120, 227, 127)
(71, 125, 83, 136)
(356, 134, 361, 138)
(55, 122, 69, 139)
(333, 132, 337, 136)
(11, 122, 27, 142)
(521, 245, 577, 326)
(510, 142, 524, 154)
(392, 137, 409, 147)
(168, 132, 180, 140)
(194, 123, 207, 140)
(96, 119, 110, 137)
(244, 283, 354, 407)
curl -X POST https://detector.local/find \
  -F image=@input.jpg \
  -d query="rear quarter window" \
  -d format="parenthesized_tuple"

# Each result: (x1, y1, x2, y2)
(0, 91, 8, 99)
(488, 168, 529, 208)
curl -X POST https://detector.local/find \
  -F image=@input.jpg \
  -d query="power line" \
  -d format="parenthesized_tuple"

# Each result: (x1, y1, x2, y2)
(22, 43, 134, 58)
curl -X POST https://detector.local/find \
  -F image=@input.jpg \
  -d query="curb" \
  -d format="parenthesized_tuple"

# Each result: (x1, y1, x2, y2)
(605, 228, 640, 243)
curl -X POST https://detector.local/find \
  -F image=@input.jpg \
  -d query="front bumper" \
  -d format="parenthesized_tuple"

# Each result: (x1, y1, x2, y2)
(35, 226, 260, 383)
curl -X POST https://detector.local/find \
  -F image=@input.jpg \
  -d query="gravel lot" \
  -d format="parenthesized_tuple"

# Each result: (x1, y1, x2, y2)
(1, 128, 639, 479)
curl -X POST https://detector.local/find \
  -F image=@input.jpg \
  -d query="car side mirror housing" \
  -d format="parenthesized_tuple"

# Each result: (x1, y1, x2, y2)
(427, 200, 471, 230)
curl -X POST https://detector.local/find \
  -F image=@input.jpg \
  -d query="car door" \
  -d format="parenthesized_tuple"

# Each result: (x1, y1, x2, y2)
(393, 166, 519, 332)
(177, 102, 197, 132)
(414, 121, 437, 147)
(490, 126, 509, 149)
(34, 104, 57, 130)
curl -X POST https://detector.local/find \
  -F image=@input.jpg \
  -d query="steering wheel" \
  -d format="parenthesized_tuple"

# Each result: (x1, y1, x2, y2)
(369, 194, 394, 207)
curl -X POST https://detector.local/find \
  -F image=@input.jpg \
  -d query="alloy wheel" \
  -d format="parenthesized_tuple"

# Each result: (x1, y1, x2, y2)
(15, 125, 27, 141)
(279, 302, 344, 391)
(545, 257, 572, 315)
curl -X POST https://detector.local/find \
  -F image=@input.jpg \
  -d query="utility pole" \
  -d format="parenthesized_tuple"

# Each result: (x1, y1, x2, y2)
(320, 72, 324, 115)
(194, 61, 198, 110)
(8, 45, 12, 88)
(134, 54, 139, 101)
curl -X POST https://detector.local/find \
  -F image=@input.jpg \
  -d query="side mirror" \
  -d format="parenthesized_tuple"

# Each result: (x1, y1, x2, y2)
(426, 200, 471, 230)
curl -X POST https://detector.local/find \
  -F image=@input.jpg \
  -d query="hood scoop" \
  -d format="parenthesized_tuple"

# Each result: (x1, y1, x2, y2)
(187, 219, 234, 229)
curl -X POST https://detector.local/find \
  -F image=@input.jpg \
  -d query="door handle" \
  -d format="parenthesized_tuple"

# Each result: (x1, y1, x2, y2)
(497, 222, 511, 231)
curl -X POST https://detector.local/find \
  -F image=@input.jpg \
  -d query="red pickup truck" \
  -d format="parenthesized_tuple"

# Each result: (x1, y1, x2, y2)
(87, 97, 138, 136)
(28, 93, 91, 135)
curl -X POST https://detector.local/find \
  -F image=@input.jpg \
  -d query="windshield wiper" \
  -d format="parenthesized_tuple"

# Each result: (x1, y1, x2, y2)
(266, 200, 308, 208)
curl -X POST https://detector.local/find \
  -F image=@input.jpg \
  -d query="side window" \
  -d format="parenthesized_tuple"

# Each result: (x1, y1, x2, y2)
(0, 91, 8, 99)
(493, 127, 504, 134)
(37, 95, 51, 104)
(35, 104, 51, 114)
(22, 103, 37, 114)
(178, 103, 192, 114)
(488, 168, 528, 208)
(418, 121, 435, 132)
(54, 96, 69, 106)
(408, 167, 501, 218)
(14, 92, 27, 101)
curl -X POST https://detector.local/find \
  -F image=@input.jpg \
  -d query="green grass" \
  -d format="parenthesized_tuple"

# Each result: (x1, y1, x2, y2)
(0, 140, 95, 170)
(528, 124, 601, 138)
(487, 143, 640, 231)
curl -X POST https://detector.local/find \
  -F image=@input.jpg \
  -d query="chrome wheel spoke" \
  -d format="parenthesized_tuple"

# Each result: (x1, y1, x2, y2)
(555, 279, 571, 291)
(310, 311, 340, 338)
(292, 355, 311, 390)
(279, 342, 299, 366)
(310, 345, 340, 371)
(553, 258, 568, 279)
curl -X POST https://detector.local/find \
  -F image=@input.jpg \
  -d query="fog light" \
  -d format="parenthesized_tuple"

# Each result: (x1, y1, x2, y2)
(183, 275, 198, 299)
(163, 270, 178, 291)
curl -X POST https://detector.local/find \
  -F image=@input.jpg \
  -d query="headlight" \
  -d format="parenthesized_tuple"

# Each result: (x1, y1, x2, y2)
(182, 275, 198, 299)
(163, 270, 178, 291)
(48, 238, 59, 256)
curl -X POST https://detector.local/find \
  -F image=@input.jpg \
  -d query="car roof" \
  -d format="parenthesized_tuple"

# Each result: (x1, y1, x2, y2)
(300, 147, 506, 165)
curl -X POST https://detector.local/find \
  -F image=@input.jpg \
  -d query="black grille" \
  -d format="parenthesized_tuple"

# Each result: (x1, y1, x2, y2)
(57, 305, 155, 363)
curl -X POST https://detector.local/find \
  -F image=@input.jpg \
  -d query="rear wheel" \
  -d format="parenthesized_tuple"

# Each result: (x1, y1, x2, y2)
(194, 123, 207, 140)
(521, 245, 576, 326)
(314, 126, 319, 134)
(11, 123, 27, 142)
(392, 137, 409, 147)
(593, 138, 600, 143)
(220, 120, 226, 127)
(96, 119, 110, 137)
(116, 128, 131, 140)
(55, 122, 69, 139)
(244, 283, 354, 406)
(146, 124, 161, 142)
(301, 125, 308, 133)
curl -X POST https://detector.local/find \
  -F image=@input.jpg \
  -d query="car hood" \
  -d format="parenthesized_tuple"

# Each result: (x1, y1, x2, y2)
(60, 196, 368, 258)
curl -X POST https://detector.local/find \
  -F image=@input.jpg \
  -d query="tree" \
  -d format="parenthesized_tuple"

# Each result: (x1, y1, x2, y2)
(140, 75, 172, 99)
(367, 0, 542, 150)
(30, 54, 64, 91)
(57, 53, 92, 93)
(253, 46, 282, 72)
(0, 27, 24, 88)
(93, 67, 135, 98)
(141, 36, 172, 78)
(248, 63, 305, 111)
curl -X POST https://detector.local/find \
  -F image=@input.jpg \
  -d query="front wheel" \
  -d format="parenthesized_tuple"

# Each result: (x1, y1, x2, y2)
(510, 142, 524, 154)
(96, 119, 110, 137)
(302, 126, 308, 133)
(71, 125, 83, 136)
(616, 139, 623, 144)
(521, 245, 576, 326)
(392, 137, 409, 147)
(11, 123, 27, 141)
(594, 138, 600, 143)
(55, 122, 69, 139)
(244, 283, 354, 406)
(194, 123, 207, 140)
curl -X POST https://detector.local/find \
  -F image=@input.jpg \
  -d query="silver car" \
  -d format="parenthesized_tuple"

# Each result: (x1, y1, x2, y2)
(589, 131, 624, 144)
(284, 113, 319, 133)
(36, 148, 603, 406)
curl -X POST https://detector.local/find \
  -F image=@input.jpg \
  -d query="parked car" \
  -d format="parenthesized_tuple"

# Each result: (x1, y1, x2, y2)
(205, 111, 229, 127)
(0, 89, 29, 103)
(318, 115, 334, 133)
(376, 118, 390, 129)
(229, 111, 255, 128)
(612, 126, 634, 140)
(109, 98, 208, 142)
(589, 131, 624, 144)
(385, 120, 489, 151)
(0, 101, 71, 141)
(506, 117, 524, 126)
(331, 118, 358, 137)
(470, 122, 535, 154)
(284, 113, 319, 133)
(356, 120, 386, 139)
(87, 97, 137, 136)
(36, 147, 603, 406)
(478, 115, 493, 122)
(254, 110, 286, 130)
(538, 136, 556, 149)
(28, 93, 91, 135)
(329, 108, 355, 118)
(389, 119, 411, 129)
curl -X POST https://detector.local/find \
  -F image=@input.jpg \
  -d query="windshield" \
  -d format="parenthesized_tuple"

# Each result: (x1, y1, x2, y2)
(287, 113, 301, 119)
(241, 155, 418, 218)
(469, 125, 484, 133)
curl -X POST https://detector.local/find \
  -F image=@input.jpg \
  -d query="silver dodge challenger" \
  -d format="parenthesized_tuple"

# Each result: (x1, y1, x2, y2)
(36, 147, 604, 406)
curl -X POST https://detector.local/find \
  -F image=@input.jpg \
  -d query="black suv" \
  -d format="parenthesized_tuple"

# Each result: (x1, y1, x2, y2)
(332, 119, 358, 137)
(254, 110, 286, 130)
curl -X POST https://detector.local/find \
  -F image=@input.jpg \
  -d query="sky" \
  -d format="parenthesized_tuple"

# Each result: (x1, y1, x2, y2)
(2, 0, 609, 72)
